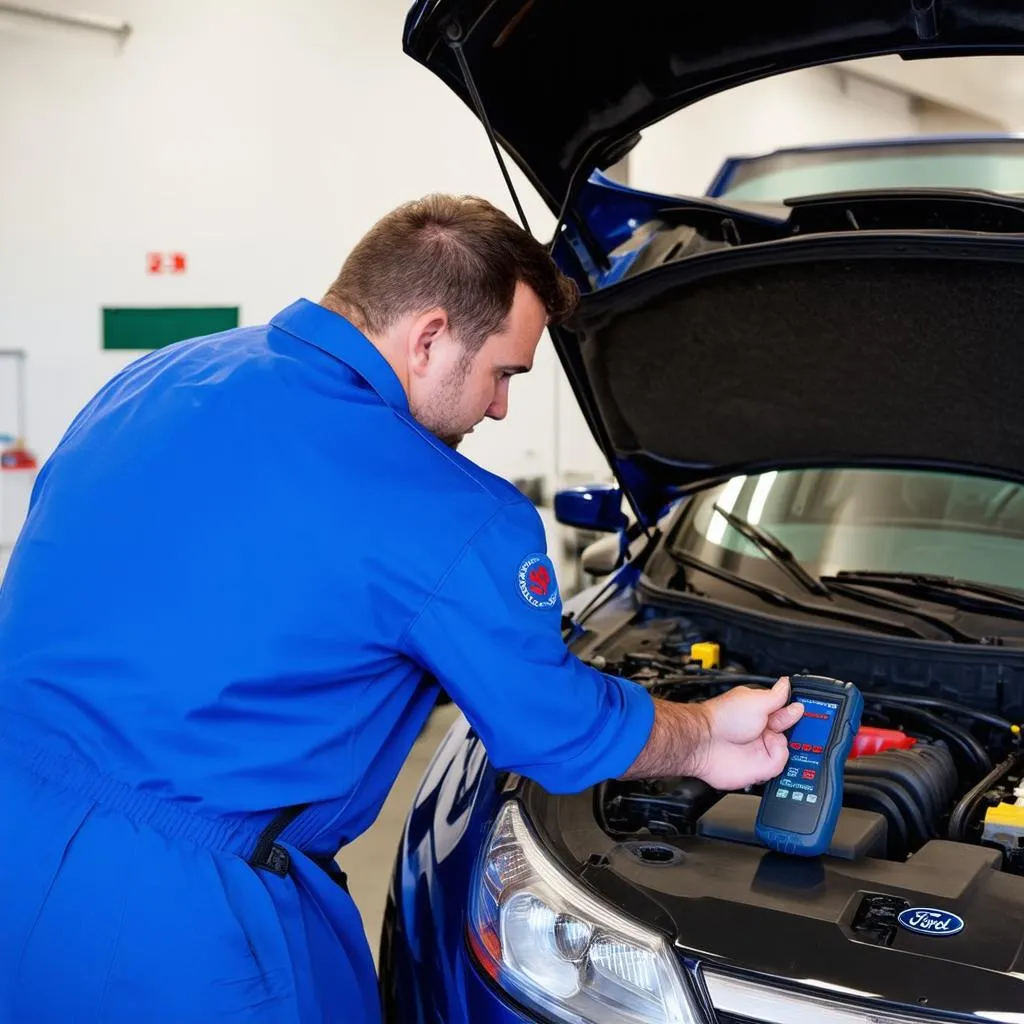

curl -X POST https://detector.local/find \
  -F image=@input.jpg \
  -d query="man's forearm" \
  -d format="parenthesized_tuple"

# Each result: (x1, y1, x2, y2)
(620, 697, 711, 780)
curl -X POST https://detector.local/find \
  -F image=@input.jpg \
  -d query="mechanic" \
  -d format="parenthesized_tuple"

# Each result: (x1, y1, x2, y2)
(0, 194, 803, 1023)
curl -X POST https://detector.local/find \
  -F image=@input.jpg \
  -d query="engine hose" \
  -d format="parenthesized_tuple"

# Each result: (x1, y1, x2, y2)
(647, 673, 777, 695)
(657, 681, 1013, 732)
(947, 751, 1024, 841)
(867, 694, 1015, 732)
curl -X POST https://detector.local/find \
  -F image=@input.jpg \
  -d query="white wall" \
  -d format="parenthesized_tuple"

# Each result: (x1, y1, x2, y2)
(0, 0, 563, 483)
(1, 5, 930, 514)
(914, 99, 1004, 135)
(849, 54, 1019, 130)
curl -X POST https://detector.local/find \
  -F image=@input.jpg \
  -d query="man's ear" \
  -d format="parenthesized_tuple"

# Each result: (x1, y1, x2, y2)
(408, 308, 450, 378)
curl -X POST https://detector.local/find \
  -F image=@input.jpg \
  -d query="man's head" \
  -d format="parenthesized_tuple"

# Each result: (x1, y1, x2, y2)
(321, 194, 579, 448)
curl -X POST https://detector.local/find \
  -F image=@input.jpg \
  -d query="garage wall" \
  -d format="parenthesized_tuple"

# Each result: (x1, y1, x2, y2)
(0, 0, 563, 486)
(1, 3, 923, 515)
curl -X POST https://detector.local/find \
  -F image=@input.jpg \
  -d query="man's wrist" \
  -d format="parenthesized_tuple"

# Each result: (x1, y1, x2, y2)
(678, 701, 712, 779)
(620, 697, 712, 780)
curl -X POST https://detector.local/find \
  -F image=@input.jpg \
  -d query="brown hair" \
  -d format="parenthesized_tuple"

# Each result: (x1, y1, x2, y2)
(323, 194, 579, 351)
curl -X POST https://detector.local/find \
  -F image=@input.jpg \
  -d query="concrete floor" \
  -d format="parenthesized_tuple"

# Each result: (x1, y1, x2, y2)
(342, 701, 462, 965)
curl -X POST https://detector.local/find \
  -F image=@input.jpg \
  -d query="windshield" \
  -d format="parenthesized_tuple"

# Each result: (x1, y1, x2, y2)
(714, 139, 1024, 203)
(672, 468, 1024, 593)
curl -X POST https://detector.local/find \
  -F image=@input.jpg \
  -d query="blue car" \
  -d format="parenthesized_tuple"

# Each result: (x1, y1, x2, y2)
(381, 3, 1024, 1021)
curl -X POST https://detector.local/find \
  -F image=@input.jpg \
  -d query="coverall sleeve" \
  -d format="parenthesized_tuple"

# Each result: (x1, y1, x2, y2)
(401, 498, 655, 793)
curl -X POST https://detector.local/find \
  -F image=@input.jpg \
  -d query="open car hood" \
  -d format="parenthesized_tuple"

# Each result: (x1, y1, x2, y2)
(404, 1, 1024, 522)
(403, 0, 1024, 216)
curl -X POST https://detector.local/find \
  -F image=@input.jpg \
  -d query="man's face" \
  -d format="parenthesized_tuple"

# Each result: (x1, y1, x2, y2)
(409, 282, 547, 449)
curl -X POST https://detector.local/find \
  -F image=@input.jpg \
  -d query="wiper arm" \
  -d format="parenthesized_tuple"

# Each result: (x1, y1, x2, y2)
(711, 504, 832, 598)
(823, 570, 1024, 622)
(668, 550, 934, 641)
(823, 580, 982, 645)
(830, 571, 1024, 606)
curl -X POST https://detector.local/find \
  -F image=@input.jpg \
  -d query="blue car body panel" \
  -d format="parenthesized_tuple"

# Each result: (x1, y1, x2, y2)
(380, 715, 503, 1021)
(379, 584, 620, 1021)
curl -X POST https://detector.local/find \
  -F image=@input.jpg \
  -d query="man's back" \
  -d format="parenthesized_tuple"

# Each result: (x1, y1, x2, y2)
(0, 301, 524, 834)
(0, 195, 715, 1024)
(0, 300, 573, 1023)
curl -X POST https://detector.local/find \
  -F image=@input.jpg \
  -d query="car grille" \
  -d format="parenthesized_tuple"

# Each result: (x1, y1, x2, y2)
(701, 969, 960, 1024)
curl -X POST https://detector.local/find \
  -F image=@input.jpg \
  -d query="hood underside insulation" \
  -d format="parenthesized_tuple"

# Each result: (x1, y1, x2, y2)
(567, 237, 1024, 482)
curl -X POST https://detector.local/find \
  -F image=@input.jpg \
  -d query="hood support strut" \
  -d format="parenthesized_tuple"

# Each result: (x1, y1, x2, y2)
(444, 20, 609, 274)
(445, 22, 532, 234)
(444, 17, 655, 548)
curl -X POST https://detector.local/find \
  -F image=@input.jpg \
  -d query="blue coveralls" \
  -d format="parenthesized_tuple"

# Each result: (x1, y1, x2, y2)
(0, 299, 655, 1022)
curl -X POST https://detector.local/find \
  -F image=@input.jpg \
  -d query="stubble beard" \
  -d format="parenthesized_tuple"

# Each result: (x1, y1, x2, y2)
(409, 355, 473, 451)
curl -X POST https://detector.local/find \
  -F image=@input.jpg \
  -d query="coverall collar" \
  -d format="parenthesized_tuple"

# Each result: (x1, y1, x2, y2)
(271, 298, 410, 412)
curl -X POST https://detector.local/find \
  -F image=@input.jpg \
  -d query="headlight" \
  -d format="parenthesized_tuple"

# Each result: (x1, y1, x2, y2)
(467, 801, 701, 1023)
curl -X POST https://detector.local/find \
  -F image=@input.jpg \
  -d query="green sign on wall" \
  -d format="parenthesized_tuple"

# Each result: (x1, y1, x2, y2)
(102, 307, 239, 351)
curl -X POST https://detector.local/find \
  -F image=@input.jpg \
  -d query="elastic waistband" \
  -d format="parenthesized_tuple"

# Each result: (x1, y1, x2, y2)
(0, 717, 274, 859)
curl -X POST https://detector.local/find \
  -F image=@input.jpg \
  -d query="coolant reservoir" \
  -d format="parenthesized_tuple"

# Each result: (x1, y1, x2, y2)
(849, 726, 917, 759)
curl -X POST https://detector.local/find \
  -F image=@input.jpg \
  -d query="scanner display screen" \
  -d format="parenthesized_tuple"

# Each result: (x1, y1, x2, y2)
(776, 697, 839, 804)
(759, 692, 845, 833)
(756, 676, 863, 852)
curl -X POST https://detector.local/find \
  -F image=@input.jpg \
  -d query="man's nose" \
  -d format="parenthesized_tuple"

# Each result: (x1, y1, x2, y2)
(486, 391, 508, 421)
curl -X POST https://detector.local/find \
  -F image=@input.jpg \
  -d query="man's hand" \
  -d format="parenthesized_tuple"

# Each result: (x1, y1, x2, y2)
(621, 677, 804, 790)
(688, 677, 804, 789)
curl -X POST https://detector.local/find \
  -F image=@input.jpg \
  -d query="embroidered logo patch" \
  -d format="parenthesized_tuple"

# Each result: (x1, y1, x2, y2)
(517, 553, 559, 609)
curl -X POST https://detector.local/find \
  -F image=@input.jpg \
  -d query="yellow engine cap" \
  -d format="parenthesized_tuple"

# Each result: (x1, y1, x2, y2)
(984, 802, 1024, 827)
(690, 642, 721, 670)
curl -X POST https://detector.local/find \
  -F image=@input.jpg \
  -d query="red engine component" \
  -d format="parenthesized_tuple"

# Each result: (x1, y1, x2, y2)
(849, 726, 917, 759)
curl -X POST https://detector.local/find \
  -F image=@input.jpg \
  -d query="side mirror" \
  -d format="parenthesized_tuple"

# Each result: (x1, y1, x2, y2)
(580, 533, 622, 577)
(553, 484, 627, 533)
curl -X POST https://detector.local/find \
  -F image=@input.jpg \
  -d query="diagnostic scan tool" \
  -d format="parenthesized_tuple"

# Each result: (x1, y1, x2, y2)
(755, 674, 864, 857)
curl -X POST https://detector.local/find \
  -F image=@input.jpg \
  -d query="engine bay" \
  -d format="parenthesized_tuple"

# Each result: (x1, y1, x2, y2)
(588, 615, 1024, 873)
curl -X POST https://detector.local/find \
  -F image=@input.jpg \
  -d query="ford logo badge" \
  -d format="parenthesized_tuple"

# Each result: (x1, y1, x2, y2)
(897, 907, 964, 937)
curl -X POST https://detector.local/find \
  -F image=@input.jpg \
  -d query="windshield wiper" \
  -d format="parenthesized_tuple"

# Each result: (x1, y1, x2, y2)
(711, 504, 832, 598)
(667, 549, 935, 641)
(821, 570, 1024, 622)
(822, 580, 982, 644)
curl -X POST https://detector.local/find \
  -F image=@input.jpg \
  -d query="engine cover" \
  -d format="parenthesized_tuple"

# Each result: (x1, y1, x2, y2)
(529, 785, 1024, 1015)
(698, 793, 888, 859)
